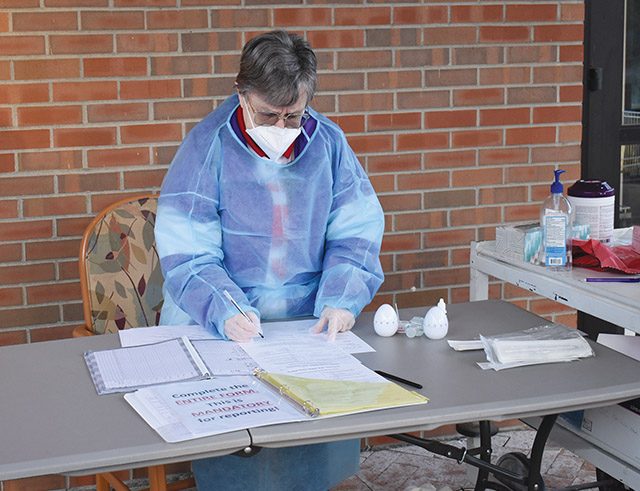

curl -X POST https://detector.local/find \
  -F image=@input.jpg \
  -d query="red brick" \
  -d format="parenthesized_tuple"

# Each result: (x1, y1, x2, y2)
(480, 66, 530, 85)
(398, 132, 446, 151)
(52, 81, 118, 102)
(0, 329, 28, 347)
(559, 45, 583, 63)
(120, 123, 182, 144)
(425, 68, 477, 87)
(347, 134, 394, 154)
(453, 88, 504, 106)
(398, 171, 449, 191)
(90, 192, 144, 213)
(0, 60, 9, 80)
(18, 105, 83, 126)
(87, 147, 150, 168)
(57, 216, 92, 237)
(0, 35, 45, 55)
(530, 297, 576, 315)
(337, 50, 393, 70)
(425, 110, 476, 129)
(0, 199, 17, 218)
(395, 211, 447, 231)
(480, 26, 531, 43)
(396, 250, 448, 270)
(0, 263, 56, 285)
(18, 150, 83, 171)
(424, 150, 476, 169)
(146, 9, 208, 29)
(120, 79, 182, 100)
(424, 26, 476, 46)
(507, 87, 557, 105)
(452, 167, 503, 188)
(451, 4, 503, 23)
(307, 30, 364, 49)
(507, 45, 557, 64)
(0, 107, 10, 126)
(330, 115, 365, 134)
(0, 129, 49, 150)
(506, 4, 558, 22)
(0, 220, 52, 240)
(27, 281, 81, 304)
(561, 3, 585, 21)
(368, 113, 422, 132)
(424, 267, 469, 287)
(210, 9, 269, 28)
(183, 76, 236, 98)
(124, 169, 166, 189)
(368, 153, 421, 174)
(212, 53, 241, 74)
(54, 127, 117, 147)
(0, 153, 14, 173)
(507, 164, 557, 184)
(0, 83, 48, 104)
(425, 189, 476, 209)
(81, 11, 145, 30)
(453, 46, 504, 65)
(318, 72, 365, 92)
(14, 59, 80, 80)
(30, 324, 77, 342)
(369, 174, 393, 193)
(150, 55, 210, 76)
(381, 232, 421, 252)
(0, 286, 21, 306)
(451, 206, 500, 226)
(424, 228, 475, 247)
(274, 8, 332, 26)
(23, 196, 87, 217)
(505, 126, 557, 145)
(84, 57, 147, 77)
(0, 243, 22, 262)
(338, 93, 394, 112)
(87, 102, 148, 123)
(533, 105, 582, 124)
(534, 65, 583, 84)
(45, 0, 109, 5)
(559, 125, 582, 143)
(25, 238, 80, 260)
(453, 129, 503, 148)
(378, 193, 422, 214)
(0, 12, 7, 31)
(534, 25, 583, 43)
(50, 34, 113, 54)
(480, 107, 530, 127)
(478, 147, 529, 166)
(58, 172, 119, 193)
(334, 7, 391, 26)
(395, 6, 447, 24)
(12, 11, 78, 31)
(154, 100, 212, 120)
(117, 33, 179, 53)
(532, 144, 581, 164)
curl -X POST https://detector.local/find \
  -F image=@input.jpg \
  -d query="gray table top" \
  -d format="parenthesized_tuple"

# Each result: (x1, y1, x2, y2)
(2, 299, 639, 480)
(249, 300, 640, 448)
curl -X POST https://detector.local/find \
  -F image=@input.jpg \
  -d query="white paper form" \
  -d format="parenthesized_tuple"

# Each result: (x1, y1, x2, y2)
(85, 337, 205, 394)
(119, 324, 216, 347)
(240, 337, 384, 383)
(261, 318, 375, 354)
(191, 339, 258, 376)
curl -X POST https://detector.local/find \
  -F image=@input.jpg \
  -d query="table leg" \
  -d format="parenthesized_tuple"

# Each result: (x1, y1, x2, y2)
(148, 465, 168, 491)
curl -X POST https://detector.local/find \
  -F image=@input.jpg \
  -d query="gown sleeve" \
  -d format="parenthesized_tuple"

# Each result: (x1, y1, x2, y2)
(313, 133, 385, 318)
(155, 124, 257, 338)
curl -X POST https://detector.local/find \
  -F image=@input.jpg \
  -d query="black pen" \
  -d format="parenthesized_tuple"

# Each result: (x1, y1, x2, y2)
(374, 370, 422, 389)
(223, 290, 264, 338)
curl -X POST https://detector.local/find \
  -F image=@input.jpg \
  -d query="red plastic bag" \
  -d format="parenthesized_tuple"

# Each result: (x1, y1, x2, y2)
(572, 239, 640, 274)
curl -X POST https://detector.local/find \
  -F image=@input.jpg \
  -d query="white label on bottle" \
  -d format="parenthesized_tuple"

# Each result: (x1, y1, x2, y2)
(544, 214, 567, 266)
(567, 195, 614, 244)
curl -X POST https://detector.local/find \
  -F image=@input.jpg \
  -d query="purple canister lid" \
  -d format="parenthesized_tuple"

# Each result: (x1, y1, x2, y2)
(567, 179, 615, 197)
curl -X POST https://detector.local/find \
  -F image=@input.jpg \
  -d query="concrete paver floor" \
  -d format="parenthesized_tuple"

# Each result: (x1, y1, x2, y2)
(332, 427, 601, 491)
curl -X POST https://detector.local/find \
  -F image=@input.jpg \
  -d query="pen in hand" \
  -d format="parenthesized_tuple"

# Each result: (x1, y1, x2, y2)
(374, 370, 422, 389)
(223, 290, 264, 339)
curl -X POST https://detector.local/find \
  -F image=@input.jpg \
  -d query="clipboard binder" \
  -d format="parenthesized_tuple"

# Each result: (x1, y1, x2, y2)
(253, 368, 429, 418)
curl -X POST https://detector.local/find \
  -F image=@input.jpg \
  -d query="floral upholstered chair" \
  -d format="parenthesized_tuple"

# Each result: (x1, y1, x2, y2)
(73, 194, 195, 491)
(75, 194, 165, 336)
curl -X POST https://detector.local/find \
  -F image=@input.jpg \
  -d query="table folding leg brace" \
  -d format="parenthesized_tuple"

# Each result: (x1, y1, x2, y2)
(392, 415, 559, 491)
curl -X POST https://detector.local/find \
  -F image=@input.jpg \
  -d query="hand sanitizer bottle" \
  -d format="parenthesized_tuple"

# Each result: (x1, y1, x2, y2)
(540, 169, 574, 270)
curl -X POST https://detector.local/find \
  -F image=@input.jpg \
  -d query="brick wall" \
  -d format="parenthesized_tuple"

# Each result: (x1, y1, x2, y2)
(1, 1, 583, 489)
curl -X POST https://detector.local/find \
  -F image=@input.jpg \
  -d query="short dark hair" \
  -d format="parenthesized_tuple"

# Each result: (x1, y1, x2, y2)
(235, 30, 318, 107)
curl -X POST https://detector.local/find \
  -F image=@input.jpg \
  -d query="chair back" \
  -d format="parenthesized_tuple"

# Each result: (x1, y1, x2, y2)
(80, 194, 163, 335)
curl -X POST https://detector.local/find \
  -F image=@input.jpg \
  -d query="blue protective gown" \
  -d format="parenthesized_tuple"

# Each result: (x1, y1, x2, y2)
(155, 93, 385, 490)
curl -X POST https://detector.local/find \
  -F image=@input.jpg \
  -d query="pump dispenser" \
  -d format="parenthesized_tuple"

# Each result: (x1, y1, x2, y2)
(540, 169, 574, 270)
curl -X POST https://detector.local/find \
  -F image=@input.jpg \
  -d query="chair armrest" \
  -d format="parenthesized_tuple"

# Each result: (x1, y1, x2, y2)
(73, 324, 94, 337)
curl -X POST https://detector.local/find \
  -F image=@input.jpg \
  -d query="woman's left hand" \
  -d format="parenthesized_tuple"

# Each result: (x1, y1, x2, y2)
(311, 307, 355, 342)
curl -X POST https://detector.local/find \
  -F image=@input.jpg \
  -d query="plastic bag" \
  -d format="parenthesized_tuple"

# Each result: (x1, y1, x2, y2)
(479, 323, 594, 371)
